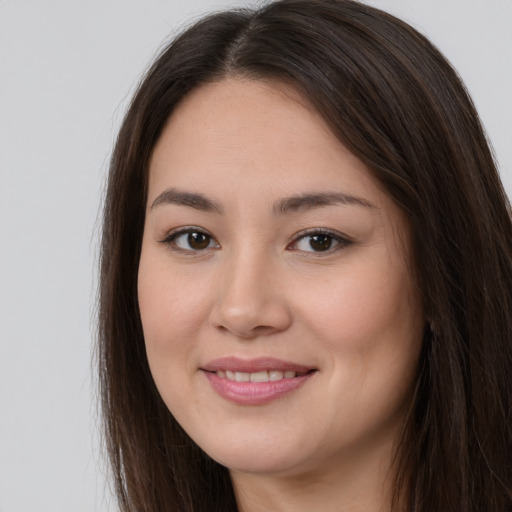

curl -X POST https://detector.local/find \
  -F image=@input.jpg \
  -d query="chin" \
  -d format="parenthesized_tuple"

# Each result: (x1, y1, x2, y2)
(193, 426, 321, 477)
(213, 449, 306, 476)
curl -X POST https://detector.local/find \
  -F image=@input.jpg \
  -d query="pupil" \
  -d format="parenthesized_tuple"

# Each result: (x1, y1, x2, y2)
(188, 232, 210, 249)
(310, 234, 332, 251)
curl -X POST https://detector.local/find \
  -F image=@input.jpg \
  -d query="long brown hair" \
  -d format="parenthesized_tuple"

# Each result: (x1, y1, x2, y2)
(98, 1, 512, 510)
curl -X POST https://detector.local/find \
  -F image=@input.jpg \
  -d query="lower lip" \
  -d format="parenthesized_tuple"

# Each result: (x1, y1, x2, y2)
(203, 371, 315, 405)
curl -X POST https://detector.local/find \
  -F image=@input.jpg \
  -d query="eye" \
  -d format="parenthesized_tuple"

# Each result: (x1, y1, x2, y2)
(162, 228, 219, 252)
(288, 230, 351, 253)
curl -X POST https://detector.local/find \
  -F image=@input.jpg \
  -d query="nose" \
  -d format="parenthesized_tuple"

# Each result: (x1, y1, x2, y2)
(209, 249, 293, 339)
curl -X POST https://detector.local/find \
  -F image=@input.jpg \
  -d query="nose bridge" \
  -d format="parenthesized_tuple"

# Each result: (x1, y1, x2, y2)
(210, 242, 291, 338)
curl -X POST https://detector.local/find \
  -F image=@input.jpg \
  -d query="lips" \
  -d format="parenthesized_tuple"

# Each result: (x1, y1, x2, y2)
(216, 369, 305, 382)
(201, 357, 317, 405)
(201, 356, 313, 373)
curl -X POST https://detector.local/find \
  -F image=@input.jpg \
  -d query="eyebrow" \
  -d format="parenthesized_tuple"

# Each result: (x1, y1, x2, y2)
(274, 192, 374, 214)
(150, 188, 374, 215)
(151, 188, 224, 214)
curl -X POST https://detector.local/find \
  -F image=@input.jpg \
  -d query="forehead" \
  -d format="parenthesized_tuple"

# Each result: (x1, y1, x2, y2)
(150, 79, 375, 194)
(151, 78, 332, 170)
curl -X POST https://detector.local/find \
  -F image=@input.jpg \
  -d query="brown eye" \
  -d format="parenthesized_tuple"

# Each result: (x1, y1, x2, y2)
(308, 234, 333, 251)
(188, 231, 211, 250)
(290, 230, 350, 253)
(165, 229, 219, 251)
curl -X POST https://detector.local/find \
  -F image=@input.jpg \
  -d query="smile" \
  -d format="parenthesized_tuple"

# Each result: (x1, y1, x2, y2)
(201, 357, 317, 405)
(215, 370, 308, 382)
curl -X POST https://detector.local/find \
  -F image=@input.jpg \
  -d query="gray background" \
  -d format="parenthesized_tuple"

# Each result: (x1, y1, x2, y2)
(1, 1, 510, 511)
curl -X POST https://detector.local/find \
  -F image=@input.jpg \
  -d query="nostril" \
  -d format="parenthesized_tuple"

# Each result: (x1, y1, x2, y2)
(213, 322, 277, 340)
(210, 300, 293, 339)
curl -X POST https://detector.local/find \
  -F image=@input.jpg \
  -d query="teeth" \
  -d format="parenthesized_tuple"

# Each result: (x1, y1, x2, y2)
(269, 370, 284, 381)
(250, 371, 269, 382)
(216, 370, 298, 382)
(235, 372, 250, 382)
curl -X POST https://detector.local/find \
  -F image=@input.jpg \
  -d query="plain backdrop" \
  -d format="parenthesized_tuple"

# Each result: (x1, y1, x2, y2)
(0, 1, 510, 511)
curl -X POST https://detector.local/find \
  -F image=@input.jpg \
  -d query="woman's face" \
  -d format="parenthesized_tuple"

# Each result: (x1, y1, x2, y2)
(138, 78, 424, 477)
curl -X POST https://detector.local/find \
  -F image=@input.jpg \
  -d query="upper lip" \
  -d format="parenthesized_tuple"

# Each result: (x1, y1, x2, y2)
(201, 357, 315, 373)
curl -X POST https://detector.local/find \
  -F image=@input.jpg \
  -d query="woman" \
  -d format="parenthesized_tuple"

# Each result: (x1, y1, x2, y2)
(98, 0, 512, 510)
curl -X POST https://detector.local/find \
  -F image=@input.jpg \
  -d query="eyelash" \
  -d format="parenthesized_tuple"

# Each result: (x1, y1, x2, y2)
(160, 226, 219, 253)
(287, 228, 352, 254)
(160, 227, 352, 254)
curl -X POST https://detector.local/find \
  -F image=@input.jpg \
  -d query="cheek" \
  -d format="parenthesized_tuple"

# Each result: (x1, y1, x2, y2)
(302, 265, 417, 345)
(137, 255, 213, 421)
(296, 253, 424, 410)
(296, 266, 422, 442)
(137, 252, 209, 366)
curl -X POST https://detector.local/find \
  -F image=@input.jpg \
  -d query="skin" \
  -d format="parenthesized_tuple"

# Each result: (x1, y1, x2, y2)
(138, 78, 425, 512)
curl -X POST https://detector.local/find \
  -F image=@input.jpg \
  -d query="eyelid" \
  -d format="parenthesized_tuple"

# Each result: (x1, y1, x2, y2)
(158, 226, 351, 254)
(287, 228, 352, 253)
(159, 226, 220, 252)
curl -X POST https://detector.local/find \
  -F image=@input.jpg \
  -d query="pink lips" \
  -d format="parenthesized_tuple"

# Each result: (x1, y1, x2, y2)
(201, 357, 316, 405)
